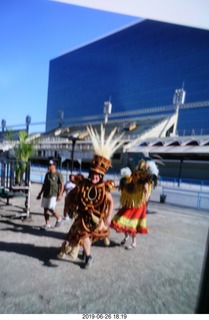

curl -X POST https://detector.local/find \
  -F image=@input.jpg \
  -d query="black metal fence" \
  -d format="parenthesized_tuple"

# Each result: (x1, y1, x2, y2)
(0, 160, 30, 188)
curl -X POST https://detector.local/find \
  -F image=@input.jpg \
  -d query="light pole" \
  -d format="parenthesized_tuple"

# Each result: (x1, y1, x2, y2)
(67, 136, 81, 173)
(172, 88, 186, 136)
(104, 99, 112, 124)
(26, 115, 31, 134)
(173, 88, 186, 186)
(58, 110, 64, 128)
(1, 119, 6, 132)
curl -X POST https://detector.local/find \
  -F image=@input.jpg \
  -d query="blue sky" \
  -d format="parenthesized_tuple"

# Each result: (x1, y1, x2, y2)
(0, 0, 138, 132)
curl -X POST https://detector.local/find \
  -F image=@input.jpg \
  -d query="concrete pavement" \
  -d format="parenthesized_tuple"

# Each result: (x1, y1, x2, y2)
(0, 183, 208, 314)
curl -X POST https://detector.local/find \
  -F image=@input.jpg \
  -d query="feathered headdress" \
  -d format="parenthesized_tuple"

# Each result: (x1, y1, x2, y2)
(87, 125, 124, 175)
(147, 160, 159, 176)
(120, 167, 132, 178)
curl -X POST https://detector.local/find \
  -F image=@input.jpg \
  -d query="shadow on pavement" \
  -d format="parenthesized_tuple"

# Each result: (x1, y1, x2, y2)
(146, 209, 158, 214)
(92, 239, 120, 248)
(0, 241, 83, 268)
(0, 241, 59, 267)
(0, 219, 66, 240)
(0, 210, 44, 219)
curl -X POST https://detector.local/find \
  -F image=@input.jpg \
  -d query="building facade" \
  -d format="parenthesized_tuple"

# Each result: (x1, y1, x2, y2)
(46, 19, 209, 134)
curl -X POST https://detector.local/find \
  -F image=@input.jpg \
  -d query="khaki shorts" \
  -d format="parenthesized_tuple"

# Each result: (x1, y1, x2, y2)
(41, 196, 57, 210)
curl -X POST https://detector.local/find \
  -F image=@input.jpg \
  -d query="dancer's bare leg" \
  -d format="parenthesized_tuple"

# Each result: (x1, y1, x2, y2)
(121, 233, 129, 245)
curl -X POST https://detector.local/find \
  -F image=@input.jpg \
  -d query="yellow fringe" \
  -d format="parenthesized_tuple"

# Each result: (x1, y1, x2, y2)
(120, 187, 146, 208)
(148, 181, 153, 198)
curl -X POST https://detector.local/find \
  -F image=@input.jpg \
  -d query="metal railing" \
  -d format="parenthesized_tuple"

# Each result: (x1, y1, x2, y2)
(159, 176, 209, 190)
(161, 186, 209, 210)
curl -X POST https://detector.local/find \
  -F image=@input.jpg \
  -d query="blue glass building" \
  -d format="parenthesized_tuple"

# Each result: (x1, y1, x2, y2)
(46, 20, 209, 134)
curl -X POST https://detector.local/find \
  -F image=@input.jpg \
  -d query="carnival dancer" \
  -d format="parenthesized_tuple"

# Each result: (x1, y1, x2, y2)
(111, 165, 151, 249)
(58, 125, 124, 268)
(138, 159, 159, 207)
(119, 167, 132, 191)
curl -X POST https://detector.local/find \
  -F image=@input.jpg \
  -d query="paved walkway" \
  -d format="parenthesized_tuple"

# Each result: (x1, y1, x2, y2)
(0, 183, 208, 314)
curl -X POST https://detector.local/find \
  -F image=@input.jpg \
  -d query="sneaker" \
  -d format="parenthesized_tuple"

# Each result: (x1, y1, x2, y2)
(84, 255, 94, 269)
(54, 219, 62, 228)
(41, 224, 52, 230)
(78, 251, 86, 261)
(125, 243, 136, 250)
(64, 215, 70, 221)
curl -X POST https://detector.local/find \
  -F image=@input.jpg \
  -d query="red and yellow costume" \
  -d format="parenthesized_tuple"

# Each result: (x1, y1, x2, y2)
(111, 170, 149, 235)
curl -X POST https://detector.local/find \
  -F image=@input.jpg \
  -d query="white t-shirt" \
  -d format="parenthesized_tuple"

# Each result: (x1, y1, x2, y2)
(64, 181, 75, 195)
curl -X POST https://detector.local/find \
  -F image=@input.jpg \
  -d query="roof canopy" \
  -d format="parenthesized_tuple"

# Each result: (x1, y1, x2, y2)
(52, 0, 209, 31)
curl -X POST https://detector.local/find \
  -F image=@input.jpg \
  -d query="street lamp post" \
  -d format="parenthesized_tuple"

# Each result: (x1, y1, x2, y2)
(1, 119, 6, 132)
(104, 100, 112, 124)
(173, 88, 186, 187)
(67, 136, 81, 173)
(172, 88, 186, 136)
(58, 110, 64, 128)
(71, 137, 77, 173)
(26, 115, 31, 134)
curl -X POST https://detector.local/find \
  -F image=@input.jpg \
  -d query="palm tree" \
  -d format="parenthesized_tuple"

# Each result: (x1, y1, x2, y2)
(4, 128, 14, 142)
(14, 131, 36, 185)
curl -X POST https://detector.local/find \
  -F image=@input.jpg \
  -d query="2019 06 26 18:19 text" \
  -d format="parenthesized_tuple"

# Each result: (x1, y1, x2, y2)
(81, 314, 128, 320)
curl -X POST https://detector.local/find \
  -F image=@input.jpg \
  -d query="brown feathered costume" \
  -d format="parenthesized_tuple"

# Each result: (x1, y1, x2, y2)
(58, 125, 123, 259)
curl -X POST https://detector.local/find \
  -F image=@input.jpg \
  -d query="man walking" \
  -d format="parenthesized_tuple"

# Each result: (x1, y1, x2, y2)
(37, 159, 64, 229)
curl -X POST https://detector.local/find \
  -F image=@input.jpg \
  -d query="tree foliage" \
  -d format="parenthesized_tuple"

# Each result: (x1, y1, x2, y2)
(14, 131, 36, 184)
(14, 131, 35, 162)
(4, 129, 14, 142)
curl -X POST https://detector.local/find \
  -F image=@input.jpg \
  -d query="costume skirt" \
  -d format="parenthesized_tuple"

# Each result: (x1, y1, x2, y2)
(111, 204, 148, 235)
(65, 215, 110, 247)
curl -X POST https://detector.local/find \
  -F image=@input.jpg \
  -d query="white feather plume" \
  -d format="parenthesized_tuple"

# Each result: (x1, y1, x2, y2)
(87, 125, 124, 160)
(120, 167, 132, 178)
(147, 160, 159, 176)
